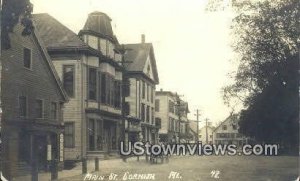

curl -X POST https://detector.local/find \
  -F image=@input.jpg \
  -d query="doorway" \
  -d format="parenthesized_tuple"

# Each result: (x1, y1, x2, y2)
(33, 135, 47, 172)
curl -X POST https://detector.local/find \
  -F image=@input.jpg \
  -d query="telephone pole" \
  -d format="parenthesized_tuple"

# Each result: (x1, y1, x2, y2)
(205, 118, 209, 144)
(118, 45, 132, 162)
(175, 93, 183, 144)
(194, 109, 201, 143)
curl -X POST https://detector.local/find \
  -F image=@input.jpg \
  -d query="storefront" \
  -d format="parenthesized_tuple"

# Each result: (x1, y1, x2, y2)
(2, 121, 63, 180)
(87, 116, 120, 154)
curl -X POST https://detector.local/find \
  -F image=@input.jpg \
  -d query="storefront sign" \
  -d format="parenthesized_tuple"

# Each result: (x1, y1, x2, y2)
(47, 145, 52, 161)
(59, 134, 64, 161)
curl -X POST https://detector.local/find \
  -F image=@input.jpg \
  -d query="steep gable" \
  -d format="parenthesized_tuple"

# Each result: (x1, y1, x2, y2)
(143, 55, 155, 80)
(214, 114, 239, 132)
(124, 43, 159, 84)
(2, 21, 68, 104)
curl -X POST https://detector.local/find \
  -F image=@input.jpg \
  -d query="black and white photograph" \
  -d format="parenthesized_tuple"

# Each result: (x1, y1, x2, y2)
(0, 0, 299, 180)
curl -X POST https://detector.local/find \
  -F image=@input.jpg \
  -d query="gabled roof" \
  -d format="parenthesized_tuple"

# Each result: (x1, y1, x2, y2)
(123, 43, 159, 84)
(179, 100, 190, 113)
(33, 13, 89, 50)
(32, 21, 69, 102)
(213, 114, 239, 132)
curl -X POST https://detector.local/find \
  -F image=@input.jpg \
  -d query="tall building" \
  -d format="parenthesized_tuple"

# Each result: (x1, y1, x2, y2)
(155, 90, 189, 143)
(177, 100, 190, 143)
(1, 19, 68, 179)
(123, 35, 160, 144)
(34, 12, 124, 160)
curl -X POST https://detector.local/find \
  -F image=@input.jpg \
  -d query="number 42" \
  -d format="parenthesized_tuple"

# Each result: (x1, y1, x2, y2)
(210, 170, 220, 179)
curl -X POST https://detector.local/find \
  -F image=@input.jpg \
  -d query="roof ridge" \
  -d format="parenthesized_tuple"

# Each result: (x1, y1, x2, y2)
(31, 21, 69, 101)
(33, 13, 80, 37)
(33, 13, 89, 49)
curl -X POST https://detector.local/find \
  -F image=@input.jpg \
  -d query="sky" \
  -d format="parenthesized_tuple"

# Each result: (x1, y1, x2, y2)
(31, 0, 237, 127)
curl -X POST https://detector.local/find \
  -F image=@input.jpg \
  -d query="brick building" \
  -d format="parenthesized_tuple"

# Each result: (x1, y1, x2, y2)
(34, 12, 124, 160)
(123, 35, 160, 144)
(1, 20, 68, 179)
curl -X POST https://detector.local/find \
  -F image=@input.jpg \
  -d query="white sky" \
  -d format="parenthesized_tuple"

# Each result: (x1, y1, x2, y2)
(31, 0, 237, 126)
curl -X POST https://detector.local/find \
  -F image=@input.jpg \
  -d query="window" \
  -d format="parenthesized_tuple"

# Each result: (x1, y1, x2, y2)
(222, 125, 227, 130)
(169, 100, 175, 113)
(168, 118, 172, 131)
(98, 73, 101, 102)
(147, 85, 149, 101)
(88, 119, 95, 151)
(88, 68, 97, 100)
(175, 120, 179, 132)
(106, 76, 111, 104)
(88, 35, 98, 50)
(50, 102, 57, 120)
(100, 39, 107, 56)
(114, 81, 121, 108)
(97, 120, 103, 151)
(100, 73, 114, 106)
(232, 124, 237, 130)
(155, 118, 161, 128)
(64, 122, 75, 148)
(209, 135, 213, 138)
(142, 81, 145, 99)
(151, 108, 154, 124)
(155, 100, 160, 112)
(146, 106, 150, 123)
(172, 119, 175, 131)
(151, 87, 154, 103)
(35, 99, 43, 118)
(19, 96, 27, 117)
(124, 102, 130, 116)
(101, 74, 106, 103)
(23, 48, 31, 69)
(141, 104, 145, 121)
(123, 79, 130, 97)
(63, 65, 75, 97)
(110, 77, 115, 106)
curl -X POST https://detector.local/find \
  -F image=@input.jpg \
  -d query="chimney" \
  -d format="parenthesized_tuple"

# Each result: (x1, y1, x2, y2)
(141, 34, 145, 43)
(160, 88, 163, 92)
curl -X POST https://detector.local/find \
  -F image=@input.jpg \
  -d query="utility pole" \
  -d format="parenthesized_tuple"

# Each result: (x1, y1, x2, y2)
(194, 109, 201, 144)
(118, 45, 132, 162)
(205, 118, 209, 144)
(175, 93, 183, 144)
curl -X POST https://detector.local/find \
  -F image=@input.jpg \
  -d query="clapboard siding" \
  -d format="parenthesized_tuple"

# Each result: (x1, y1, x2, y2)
(52, 60, 84, 159)
(2, 24, 65, 123)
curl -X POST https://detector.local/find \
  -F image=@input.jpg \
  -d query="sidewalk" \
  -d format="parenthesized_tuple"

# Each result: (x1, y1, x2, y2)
(59, 156, 145, 179)
(12, 156, 145, 181)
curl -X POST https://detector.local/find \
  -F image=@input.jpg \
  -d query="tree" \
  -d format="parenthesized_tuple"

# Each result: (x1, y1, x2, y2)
(1, 0, 33, 49)
(220, 0, 299, 151)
